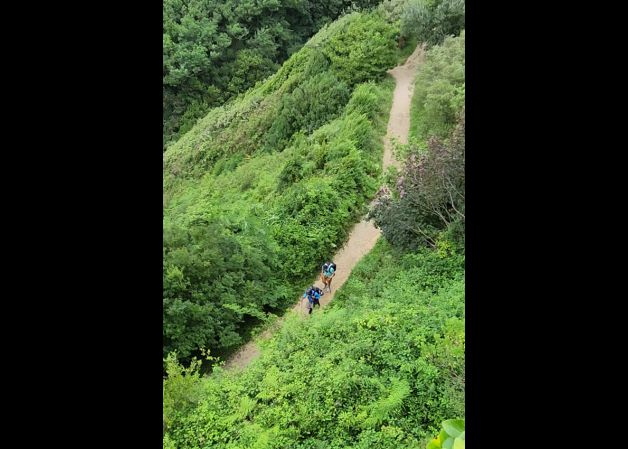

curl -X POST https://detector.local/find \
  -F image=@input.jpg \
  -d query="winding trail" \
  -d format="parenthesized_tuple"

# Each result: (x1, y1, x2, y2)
(223, 45, 425, 371)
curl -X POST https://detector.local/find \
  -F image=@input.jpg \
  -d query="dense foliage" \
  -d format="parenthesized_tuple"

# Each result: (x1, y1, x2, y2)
(410, 31, 465, 142)
(370, 108, 464, 250)
(163, 0, 380, 150)
(164, 5, 467, 363)
(164, 240, 465, 448)
(163, 77, 394, 363)
(398, 0, 464, 45)
(163, 10, 406, 364)
(163, 7, 466, 445)
(321, 11, 398, 86)
(163, 10, 400, 192)
(370, 32, 465, 251)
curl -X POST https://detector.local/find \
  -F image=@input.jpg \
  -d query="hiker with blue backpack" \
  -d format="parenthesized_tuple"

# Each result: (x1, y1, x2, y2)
(320, 261, 336, 293)
(303, 285, 324, 315)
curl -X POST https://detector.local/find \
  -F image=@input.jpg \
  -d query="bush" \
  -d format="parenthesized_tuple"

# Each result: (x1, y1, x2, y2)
(400, 0, 465, 45)
(163, 352, 203, 432)
(163, 217, 285, 361)
(163, 0, 381, 150)
(264, 71, 350, 150)
(322, 11, 398, 86)
(370, 109, 464, 250)
(164, 60, 396, 365)
(164, 241, 465, 448)
(411, 31, 465, 141)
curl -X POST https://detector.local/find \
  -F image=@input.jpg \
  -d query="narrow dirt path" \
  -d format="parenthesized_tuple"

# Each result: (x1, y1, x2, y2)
(384, 45, 425, 169)
(223, 45, 425, 371)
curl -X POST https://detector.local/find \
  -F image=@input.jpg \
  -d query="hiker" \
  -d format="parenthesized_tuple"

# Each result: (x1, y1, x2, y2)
(321, 261, 336, 292)
(303, 285, 324, 314)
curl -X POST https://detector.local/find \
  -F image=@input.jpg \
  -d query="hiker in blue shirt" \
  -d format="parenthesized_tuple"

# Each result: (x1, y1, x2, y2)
(303, 285, 324, 315)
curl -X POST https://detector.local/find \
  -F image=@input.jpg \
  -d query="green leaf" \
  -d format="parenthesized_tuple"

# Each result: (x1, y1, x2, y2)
(426, 439, 441, 449)
(442, 419, 465, 438)
(453, 437, 465, 449)
(442, 437, 454, 449)
(457, 431, 465, 440)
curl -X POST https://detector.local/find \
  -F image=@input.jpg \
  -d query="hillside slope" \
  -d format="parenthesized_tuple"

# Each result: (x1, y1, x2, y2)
(224, 44, 426, 370)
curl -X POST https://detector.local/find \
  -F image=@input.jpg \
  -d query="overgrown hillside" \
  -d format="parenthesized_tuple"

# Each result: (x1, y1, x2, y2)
(163, 2, 465, 446)
(409, 30, 465, 143)
(371, 32, 465, 250)
(163, 23, 465, 449)
(163, 0, 465, 369)
(164, 240, 464, 449)
(164, 9, 405, 365)
(163, 0, 381, 150)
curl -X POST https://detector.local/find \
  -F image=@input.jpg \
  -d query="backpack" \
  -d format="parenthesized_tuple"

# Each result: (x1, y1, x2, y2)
(306, 286, 321, 296)
(323, 262, 337, 276)
(305, 286, 322, 302)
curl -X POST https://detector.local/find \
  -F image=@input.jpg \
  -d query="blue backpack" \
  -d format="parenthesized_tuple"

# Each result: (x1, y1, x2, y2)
(304, 286, 323, 302)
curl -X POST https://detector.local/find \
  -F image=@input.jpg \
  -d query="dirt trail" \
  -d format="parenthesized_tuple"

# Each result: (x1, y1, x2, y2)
(223, 45, 425, 371)
(384, 45, 425, 169)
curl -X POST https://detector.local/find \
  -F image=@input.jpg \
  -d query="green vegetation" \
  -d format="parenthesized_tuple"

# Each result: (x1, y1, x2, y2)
(163, 0, 465, 152)
(163, 3, 466, 446)
(370, 107, 465, 251)
(163, 77, 394, 362)
(163, 10, 401, 192)
(164, 240, 465, 448)
(398, 0, 464, 45)
(163, 0, 381, 150)
(409, 31, 465, 142)
(163, 0, 465, 369)
(370, 32, 464, 253)
(164, 9, 405, 365)
(426, 419, 465, 449)
(321, 12, 398, 86)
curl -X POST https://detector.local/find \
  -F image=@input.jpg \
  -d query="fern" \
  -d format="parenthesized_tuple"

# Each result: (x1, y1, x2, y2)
(237, 396, 257, 421)
(364, 378, 411, 428)
(251, 425, 281, 449)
